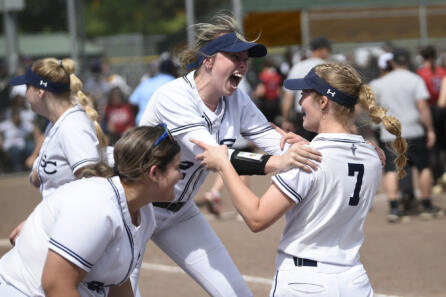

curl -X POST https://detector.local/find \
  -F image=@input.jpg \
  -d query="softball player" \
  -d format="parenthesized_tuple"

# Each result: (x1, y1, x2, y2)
(139, 14, 321, 296)
(193, 63, 407, 297)
(8, 58, 107, 244)
(0, 125, 182, 297)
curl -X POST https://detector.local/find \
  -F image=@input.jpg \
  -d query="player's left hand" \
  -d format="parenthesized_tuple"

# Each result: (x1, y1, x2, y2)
(271, 122, 309, 150)
(191, 139, 228, 171)
(279, 143, 321, 173)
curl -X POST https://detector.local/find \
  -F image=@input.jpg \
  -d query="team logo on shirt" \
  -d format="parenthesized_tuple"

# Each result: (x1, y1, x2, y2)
(350, 143, 357, 156)
(40, 154, 57, 174)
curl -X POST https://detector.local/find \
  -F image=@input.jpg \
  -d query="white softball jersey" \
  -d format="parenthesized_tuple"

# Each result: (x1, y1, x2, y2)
(272, 133, 382, 266)
(0, 176, 155, 297)
(140, 71, 287, 204)
(32, 104, 101, 198)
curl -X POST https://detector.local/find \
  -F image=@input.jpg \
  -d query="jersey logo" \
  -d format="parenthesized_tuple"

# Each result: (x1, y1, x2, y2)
(40, 80, 48, 87)
(40, 154, 57, 174)
(327, 89, 336, 97)
(350, 143, 357, 156)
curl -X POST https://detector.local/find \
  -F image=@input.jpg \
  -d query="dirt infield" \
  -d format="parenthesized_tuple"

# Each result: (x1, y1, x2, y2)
(1, 172, 445, 297)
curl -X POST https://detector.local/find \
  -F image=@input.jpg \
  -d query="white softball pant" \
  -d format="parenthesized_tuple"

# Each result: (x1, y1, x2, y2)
(151, 201, 253, 297)
(270, 253, 373, 297)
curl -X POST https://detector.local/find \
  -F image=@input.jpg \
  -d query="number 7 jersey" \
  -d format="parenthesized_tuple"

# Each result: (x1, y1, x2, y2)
(272, 133, 382, 266)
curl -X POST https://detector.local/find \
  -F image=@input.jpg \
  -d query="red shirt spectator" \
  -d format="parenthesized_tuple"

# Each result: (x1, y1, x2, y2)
(258, 68, 282, 101)
(104, 87, 135, 144)
(417, 66, 446, 105)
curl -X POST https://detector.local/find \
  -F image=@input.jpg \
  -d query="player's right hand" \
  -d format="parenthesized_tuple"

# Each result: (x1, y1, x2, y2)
(190, 139, 229, 172)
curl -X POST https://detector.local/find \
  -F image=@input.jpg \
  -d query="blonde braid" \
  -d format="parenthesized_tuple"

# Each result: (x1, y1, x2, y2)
(61, 58, 108, 148)
(315, 63, 407, 179)
(359, 84, 407, 178)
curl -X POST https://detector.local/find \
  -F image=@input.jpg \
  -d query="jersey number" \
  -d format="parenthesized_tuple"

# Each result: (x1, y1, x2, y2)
(348, 163, 364, 206)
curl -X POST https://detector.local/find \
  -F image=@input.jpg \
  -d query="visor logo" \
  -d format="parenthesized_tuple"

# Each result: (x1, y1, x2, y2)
(40, 80, 48, 87)
(327, 89, 336, 97)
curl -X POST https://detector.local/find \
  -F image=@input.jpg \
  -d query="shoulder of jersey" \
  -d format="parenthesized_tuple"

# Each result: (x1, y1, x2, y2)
(53, 178, 115, 206)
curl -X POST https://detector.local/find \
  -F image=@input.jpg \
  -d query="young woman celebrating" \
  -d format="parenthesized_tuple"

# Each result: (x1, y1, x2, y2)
(8, 58, 107, 244)
(193, 63, 407, 297)
(139, 14, 322, 296)
(0, 125, 182, 297)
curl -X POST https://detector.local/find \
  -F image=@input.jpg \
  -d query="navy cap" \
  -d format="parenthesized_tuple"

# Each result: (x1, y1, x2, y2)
(284, 68, 357, 107)
(392, 48, 410, 66)
(10, 67, 70, 93)
(187, 32, 267, 70)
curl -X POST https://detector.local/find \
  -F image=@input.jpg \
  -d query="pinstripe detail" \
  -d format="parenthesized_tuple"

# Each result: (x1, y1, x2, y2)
(170, 123, 205, 135)
(49, 238, 93, 269)
(220, 138, 236, 146)
(241, 125, 274, 137)
(202, 113, 212, 133)
(313, 137, 365, 144)
(182, 75, 192, 88)
(271, 270, 278, 296)
(274, 175, 302, 202)
(107, 178, 134, 286)
(178, 166, 204, 202)
(70, 158, 100, 171)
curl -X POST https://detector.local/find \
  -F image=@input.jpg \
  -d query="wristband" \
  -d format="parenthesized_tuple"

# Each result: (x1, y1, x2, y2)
(230, 150, 272, 175)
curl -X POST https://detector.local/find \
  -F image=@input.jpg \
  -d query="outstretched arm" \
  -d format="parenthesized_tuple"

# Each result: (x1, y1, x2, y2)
(191, 139, 294, 232)
(42, 250, 87, 297)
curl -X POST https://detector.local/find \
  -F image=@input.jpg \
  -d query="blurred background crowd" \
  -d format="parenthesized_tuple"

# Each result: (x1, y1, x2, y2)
(1, 0, 446, 219)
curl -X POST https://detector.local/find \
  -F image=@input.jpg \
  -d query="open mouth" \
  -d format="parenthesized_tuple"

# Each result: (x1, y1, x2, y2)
(229, 73, 242, 88)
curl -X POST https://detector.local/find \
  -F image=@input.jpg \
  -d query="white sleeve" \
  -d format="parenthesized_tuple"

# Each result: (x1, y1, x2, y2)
(48, 197, 115, 271)
(59, 121, 101, 174)
(272, 168, 315, 204)
(176, 127, 221, 156)
(141, 84, 206, 135)
(238, 94, 289, 155)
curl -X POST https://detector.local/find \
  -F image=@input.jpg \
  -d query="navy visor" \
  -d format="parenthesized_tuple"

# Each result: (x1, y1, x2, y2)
(10, 67, 70, 93)
(284, 68, 358, 107)
(187, 32, 267, 70)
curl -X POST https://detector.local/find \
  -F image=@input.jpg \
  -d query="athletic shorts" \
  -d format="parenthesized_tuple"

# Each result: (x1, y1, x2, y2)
(383, 136, 430, 172)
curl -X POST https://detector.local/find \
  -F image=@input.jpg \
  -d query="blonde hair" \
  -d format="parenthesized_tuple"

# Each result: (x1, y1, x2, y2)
(179, 13, 248, 70)
(314, 63, 407, 178)
(114, 125, 181, 183)
(32, 58, 107, 148)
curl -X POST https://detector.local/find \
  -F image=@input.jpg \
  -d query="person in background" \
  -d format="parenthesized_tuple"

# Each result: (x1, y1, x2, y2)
(130, 58, 178, 125)
(281, 36, 332, 139)
(254, 58, 282, 125)
(371, 48, 444, 222)
(0, 125, 182, 297)
(417, 45, 446, 193)
(103, 86, 136, 145)
(0, 107, 34, 172)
